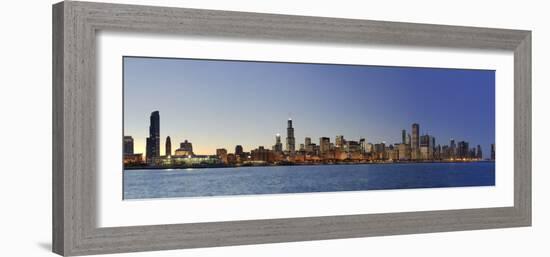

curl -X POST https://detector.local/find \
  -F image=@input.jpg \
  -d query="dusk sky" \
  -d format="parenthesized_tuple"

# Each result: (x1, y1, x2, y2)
(123, 56, 495, 156)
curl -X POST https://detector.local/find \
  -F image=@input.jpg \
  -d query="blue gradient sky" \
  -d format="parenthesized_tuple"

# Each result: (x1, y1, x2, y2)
(124, 57, 495, 156)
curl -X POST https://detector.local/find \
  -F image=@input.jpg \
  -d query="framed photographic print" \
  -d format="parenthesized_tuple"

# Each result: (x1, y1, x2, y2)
(53, 1, 531, 256)
(122, 57, 497, 199)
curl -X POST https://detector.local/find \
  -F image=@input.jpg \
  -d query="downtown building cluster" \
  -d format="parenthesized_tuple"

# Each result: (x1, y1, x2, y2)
(123, 111, 495, 168)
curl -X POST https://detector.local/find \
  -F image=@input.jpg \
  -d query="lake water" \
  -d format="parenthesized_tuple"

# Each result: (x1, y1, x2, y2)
(123, 162, 495, 200)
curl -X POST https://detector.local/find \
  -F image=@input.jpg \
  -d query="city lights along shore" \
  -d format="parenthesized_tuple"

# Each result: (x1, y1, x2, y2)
(123, 111, 495, 170)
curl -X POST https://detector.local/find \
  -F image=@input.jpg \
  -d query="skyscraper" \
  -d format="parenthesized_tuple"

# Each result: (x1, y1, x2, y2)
(476, 145, 482, 159)
(398, 143, 411, 161)
(411, 123, 419, 150)
(411, 123, 419, 159)
(402, 129, 407, 144)
(435, 144, 442, 160)
(491, 144, 495, 160)
(304, 137, 312, 152)
(319, 137, 330, 154)
(145, 111, 160, 163)
(305, 137, 311, 147)
(123, 136, 134, 155)
(345, 141, 361, 153)
(272, 134, 283, 153)
(335, 135, 345, 148)
(457, 141, 469, 159)
(450, 138, 456, 158)
(235, 145, 243, 155)
(286, 118, 295, 154)
(419, 134, 434, 160)
(420, 135, 430, 147)
(165, 136, 171, 156)
(374, 142, 386, 159)
(359, 138, 366, 153)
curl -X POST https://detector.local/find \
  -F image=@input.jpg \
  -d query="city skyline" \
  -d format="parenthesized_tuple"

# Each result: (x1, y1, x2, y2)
(126, 112, 489, 160)
(124, 56, 495, 156)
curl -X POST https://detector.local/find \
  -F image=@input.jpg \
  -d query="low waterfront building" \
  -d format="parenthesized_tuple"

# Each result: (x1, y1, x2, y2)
(236, 152, 251, 163)
(165, 155, 221, 166)
(226, 153, 237, 164)
(123, 153, 143, 165)
(348, 151, 364, 161)
(251, 146, 275, 162)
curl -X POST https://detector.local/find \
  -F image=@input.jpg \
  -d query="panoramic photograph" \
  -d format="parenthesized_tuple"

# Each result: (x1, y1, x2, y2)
(122, 56, 496, 200)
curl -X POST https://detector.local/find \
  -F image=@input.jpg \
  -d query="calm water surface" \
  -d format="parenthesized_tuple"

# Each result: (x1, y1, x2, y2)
(123, 162, 495, 199)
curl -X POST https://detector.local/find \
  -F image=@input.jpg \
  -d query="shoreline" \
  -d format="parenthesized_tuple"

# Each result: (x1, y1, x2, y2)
(124, 160, 495, 171)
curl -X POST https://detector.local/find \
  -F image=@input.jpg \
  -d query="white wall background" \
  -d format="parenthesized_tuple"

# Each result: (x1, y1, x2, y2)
(0, 0, 547, 256)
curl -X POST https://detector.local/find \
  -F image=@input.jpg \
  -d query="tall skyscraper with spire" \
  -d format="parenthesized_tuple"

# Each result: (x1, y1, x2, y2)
(145, 111, 160, 163)
(286, 118, 295, 154)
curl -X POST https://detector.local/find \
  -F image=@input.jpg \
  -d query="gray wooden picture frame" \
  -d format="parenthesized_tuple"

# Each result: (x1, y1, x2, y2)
(52, 1, 531, 256)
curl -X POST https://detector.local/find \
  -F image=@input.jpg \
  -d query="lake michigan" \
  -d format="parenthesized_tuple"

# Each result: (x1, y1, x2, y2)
(123, 162, 495, 200)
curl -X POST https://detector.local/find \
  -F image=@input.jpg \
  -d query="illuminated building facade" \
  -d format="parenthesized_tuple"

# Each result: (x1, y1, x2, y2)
(398, 143, 411, 161)
(335, 135, 345, 149)
(175, 140, 194, 156)
(216, 148, 228, 164)
(125, 115, 493, 169)
(319, 137, 330, 154)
